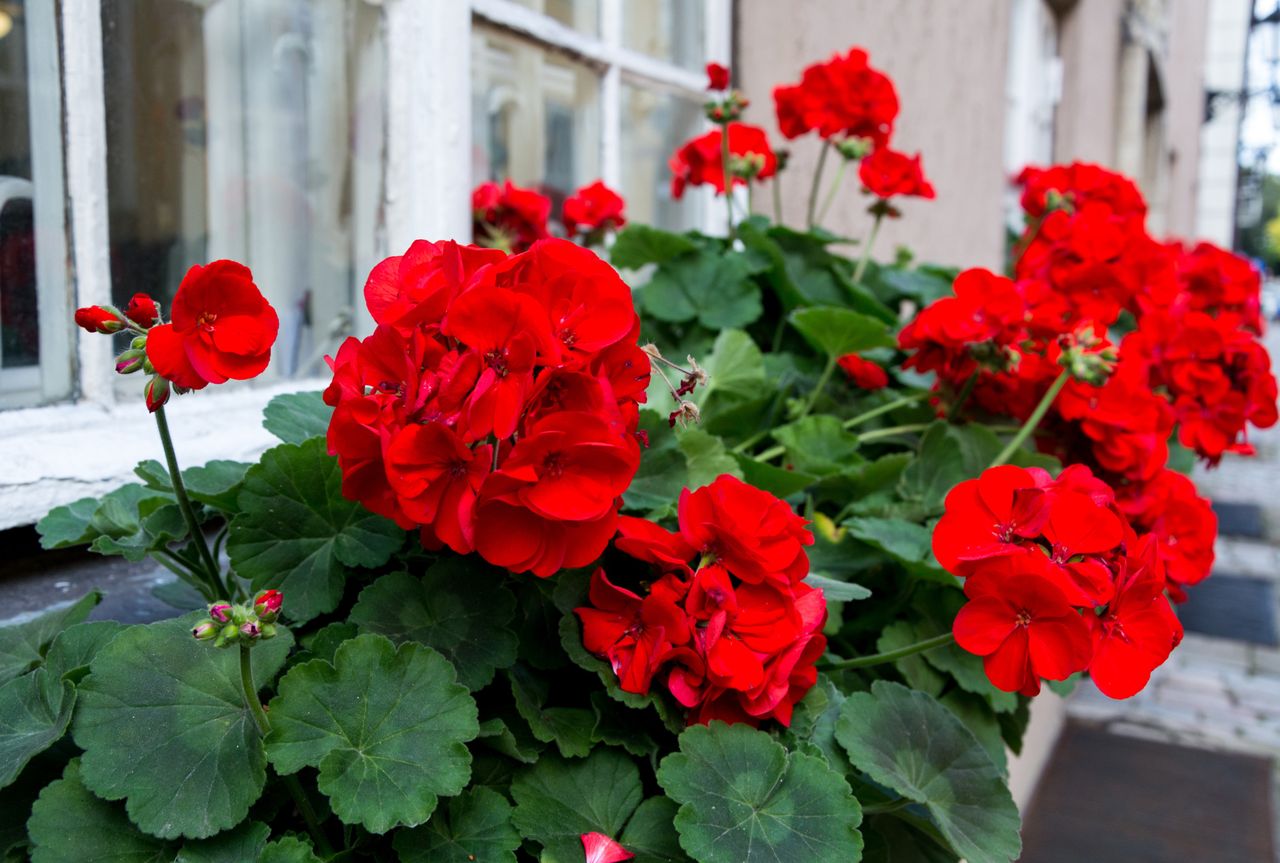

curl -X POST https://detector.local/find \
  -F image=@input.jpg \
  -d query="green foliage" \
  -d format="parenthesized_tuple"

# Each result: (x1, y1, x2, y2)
(394, 787, 522, 863)
(0, 592, 100, 685)
(266, 634, 479, 834)
(641, 252, 763, 330)
(789, 306, 894, 358)
(658, 722, 864, 863)
(227, 438, 404, 623)
(611, 225, 701, 269)
(262, 391, 332, 444)
(511, 749, 644, 860)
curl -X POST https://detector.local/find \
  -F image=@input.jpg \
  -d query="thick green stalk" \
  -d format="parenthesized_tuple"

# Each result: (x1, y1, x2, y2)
(720, 124, 735, 239)
(854, 423, 931, 443)
(154, 406, 224, 599)
(989, 370, 1068, 467)
(852, 213, 883, 285)
(239, 645, 336, 857)
(821, 632, 955, 671)
(772, 172, 783, 224)
(806, 141, 832, 229)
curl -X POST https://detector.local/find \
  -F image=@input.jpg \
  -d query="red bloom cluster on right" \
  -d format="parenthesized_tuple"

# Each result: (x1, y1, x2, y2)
(936, 465, 1183, 699)
(324, 237, 650, 577)
(575, 475, 825, 726)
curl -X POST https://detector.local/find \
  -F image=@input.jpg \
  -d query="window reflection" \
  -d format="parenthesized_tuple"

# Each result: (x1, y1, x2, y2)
(621, 84, 705, 232)
(0, 1, 36, 379)
(102, 0, 386, 381)
(623, 0, 705, 72)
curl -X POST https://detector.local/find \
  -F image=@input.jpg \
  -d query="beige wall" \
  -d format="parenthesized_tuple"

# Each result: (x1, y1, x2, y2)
(737, 0, 1012, 270)
(1159, 0, 1211, 238)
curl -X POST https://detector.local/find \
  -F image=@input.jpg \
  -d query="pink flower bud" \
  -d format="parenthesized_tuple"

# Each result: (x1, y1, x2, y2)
(145, 376, 171, 412)
(115, 349, 146, 375)
(252, 590, 282, 621)
(209, 603, 233, 623)
(240, 620, 261, 639)
(191, 621, 218, 641)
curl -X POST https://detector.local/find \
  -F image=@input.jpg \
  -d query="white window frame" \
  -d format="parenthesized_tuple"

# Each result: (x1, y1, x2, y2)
(0, 0, 733, 530)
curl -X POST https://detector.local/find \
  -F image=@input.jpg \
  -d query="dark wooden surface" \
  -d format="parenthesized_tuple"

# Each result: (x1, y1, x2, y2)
(1178, 573, 1278, 646)
(1021, 722, 1276, 862)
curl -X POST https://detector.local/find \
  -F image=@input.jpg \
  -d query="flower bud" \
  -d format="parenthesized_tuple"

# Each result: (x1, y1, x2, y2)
(209, 603, 233, 623)
(214, 623, 240, 648)
(240, 620, 261, 640)
(74, 305, 124, 334)
(123, 293, 159, 328)
(252, 590, 282, 622)
(836, 137, 873, 162)
(145, 376, 170, 412)
(115, 349, 146, 375)
(259, 623, 278, 641)
(192, 621, 218, 641)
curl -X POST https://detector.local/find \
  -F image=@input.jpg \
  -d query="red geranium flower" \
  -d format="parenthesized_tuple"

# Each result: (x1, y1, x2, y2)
(363, 239, 503, 333)
(74, 305, 122, 334)
(670, 123, 778, 199)
(145, 260, 279, 391)
(563, 180, 627, 236)
(582, 832, 634, 863)
(837, 353, 889, 389)
(124, 293, 159, 328)
(772, 47, 898, 145)
(705, 62, 730, 91)
(931, 465, 1049, 575)
(859, 148, 935, 201)
(472, 180, 551, 253)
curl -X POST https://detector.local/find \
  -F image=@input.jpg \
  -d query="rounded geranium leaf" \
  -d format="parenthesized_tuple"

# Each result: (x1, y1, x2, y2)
(260, 836, 323, 863)
(174, 821, 270, 863)
(263, 391, 332, 444)
(618, 796, 689, 863)
(510, 750, 643, 860)
(42, 620, 126, 686)
(835, 681, 1021, 863)
(0, 669, 74, 790)
(0, 591, 100, 684)
(788, 306, 894, 358)
(265, 634, 479, 834)
(227, 439, 404, 623)
(27, 759, 178, 862)
(657, 721, 863, 863)
(394, 787, 522, 863)
(642, 253, 762, 329)
(349, 561, 518, 689)
(71, 614, 293, 839)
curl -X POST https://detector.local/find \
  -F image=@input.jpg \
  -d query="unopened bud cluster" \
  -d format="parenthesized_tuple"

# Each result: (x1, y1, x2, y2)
(1058, 327, 1118, 386)
(705, 91, 750, 124)
(192, 590, 283, 647)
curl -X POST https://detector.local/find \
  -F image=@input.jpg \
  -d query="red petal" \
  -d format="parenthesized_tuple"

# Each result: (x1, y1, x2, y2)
(581, 832, 634, 863)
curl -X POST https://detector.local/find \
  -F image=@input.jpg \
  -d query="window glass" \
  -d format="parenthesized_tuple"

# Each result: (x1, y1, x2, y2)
(509, 0, 598, 34)
(621, 83, 705, 232)
(0, 0, 69, 408)
(623, 0, 705, 72)
(102, 0, 386, 381)
(472, 26, 601, 224)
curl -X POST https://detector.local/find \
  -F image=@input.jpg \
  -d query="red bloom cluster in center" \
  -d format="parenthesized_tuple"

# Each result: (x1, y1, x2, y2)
(575, 475, 825, 726)
(324, 237, 651, 577)
(937, 465, 1183, 699)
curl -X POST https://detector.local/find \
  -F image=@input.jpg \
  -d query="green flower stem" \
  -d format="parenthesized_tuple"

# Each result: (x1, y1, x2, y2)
(721, 123, 736, 240)
(989, 370, 1068, 468)
(854, 423, 931, 442)
(239, 645, 336, 858)
(852, 213, 883, 286)
(807, 140, 832, 229)
(862, 799, 911, 816)
(732, 428, 771, 455)
(796, 356, 839, 422)
(816, 158, 848, 225)
(842, 392, 929, 430)
(772, 173, 783, 224)
(820, 632, 955, 671)
(948, 372, 978, 420)
(154, 405, 225, 599)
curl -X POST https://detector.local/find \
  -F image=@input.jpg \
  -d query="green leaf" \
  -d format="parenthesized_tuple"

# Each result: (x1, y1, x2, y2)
(658, 722, 863, 863)
(695, 328, 766, 406)
(259, 837, 323, 863)
(227, 438, 404, 623)
(511, 749, 643, 860)
(772, 415, 861, 476)
(394, 787, 522, 863)
(508, 664, 595, 759)
(134, 459, 250, 513)
(836, 681, 1021, 863)
(786, 677, 852, 775)
(0, 668, 74, 789)
(266, 633, 479, 834)
(874, 267, 955, 306)
(36, 497, 100, 549)
(349, 562, 518, 690)
(589, 691, 658, 759)
(789, 306, 894, 358)
(72, 614, 293, 839)
(678, 428, 742, 487)
(899, 423, 1004, 514)
(611, 225, 700, 269)
(805, 573, 871, 601)
(733, 454, 819, 497)
(620, 796, 690, 863)
(299, 622, 358, 665)
(875, 622, 945, 697)
(0, 591, 100, 684)
(845, 516, 934, 565)
(625, 411, 689, 515)
(174, 822, 270, 863)
(643, 253, 762, 329)
(27, 760, 178, 863)
(262, 390, 332, 444)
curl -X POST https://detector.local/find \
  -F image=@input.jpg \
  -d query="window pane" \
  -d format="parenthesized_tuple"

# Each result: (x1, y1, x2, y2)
(621, 84, 705, 232)
(1, 1, 70, 408)
(472, 26, 600, 223)
(102, 0, 386, 381)
(509, 0, 598, 34)
(623, 0, 705, 71)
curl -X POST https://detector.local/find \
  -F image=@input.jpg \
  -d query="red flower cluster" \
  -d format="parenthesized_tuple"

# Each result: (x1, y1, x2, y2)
(705, 62, 730, 92)
(563, 180, 626, 237)
(938, 465, 1182, 699)
(859, 147, 935, 202)
(669, 123, 778, 200)
(575, 475, 825, 726)
(324, 238, 650, 577)
(773, 48, 898, 145)
(472, 180, 551, 253)
(1116, 469, 1217, 602)
(147, 261, 279, 392)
